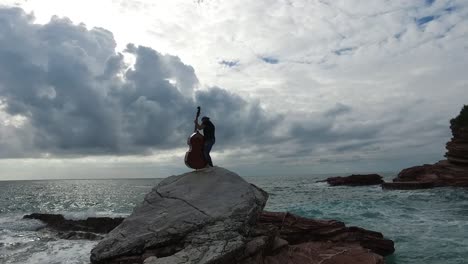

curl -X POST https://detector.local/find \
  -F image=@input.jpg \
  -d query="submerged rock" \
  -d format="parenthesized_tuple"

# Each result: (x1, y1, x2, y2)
(89, 167, 393, 264)
(382, 181, 435, 190)
(322, 174, 384, 186)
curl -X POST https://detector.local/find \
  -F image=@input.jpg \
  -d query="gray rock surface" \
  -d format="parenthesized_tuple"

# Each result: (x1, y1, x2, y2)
(90, 167, 268, 264)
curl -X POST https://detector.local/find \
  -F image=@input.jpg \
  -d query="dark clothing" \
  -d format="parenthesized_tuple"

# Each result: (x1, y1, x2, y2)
(203, 139, 215, 167)
(202, 120, 215, 167)
(202, 120, 215, 141)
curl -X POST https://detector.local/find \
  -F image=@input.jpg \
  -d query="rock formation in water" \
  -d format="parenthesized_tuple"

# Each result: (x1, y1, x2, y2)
(87, 167, 394, 264)
(24, 213, 124, 233)
(23, 213, 124, 240)
(383, 105, 468, 189)
(321, 174, 384, 186)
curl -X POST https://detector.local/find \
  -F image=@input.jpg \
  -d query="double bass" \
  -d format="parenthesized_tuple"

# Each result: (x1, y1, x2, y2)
(185, 106, 208, 169)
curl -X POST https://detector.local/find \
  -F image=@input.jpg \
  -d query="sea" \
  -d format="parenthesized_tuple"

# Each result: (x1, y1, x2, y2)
(1, 173, 468, 264)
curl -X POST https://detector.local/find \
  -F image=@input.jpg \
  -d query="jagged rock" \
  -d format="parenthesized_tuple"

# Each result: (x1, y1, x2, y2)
(89, 167, 394, 264)
(90, 167, 268, 264)
(254, 211, 394, 257)
(322, 174, 384, 186)
(446, 106, 468, 165)
(389, 105, 468, 189)
(23, 213, 124, 233)
(142, 211, 393, 264)
(255, 242, 385, 264)
(445, 127, 468, 165)
(389, 160, 468, 189)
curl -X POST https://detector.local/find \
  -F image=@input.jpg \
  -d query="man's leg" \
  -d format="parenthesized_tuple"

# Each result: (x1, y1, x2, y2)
(203, 140, 215, 167)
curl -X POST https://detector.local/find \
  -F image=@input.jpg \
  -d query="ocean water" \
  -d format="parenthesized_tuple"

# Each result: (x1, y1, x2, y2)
(1, 174, 468, 264)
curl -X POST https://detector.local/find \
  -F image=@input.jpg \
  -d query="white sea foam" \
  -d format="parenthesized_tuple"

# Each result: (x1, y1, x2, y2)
(0, 214, 46, 231)
(21, 240, 97, 264)
(1, 236, 97, 264)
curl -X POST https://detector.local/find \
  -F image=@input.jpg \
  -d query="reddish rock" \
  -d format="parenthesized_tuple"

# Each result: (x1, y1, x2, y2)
(389, 106, 468, 189)
(390, 160, 468, 189)
(445, 127, 468, 165)
(249, 242, 385, 264)
(242, 211, 393, 264)
(446, 106, 468, 165)
(323, 174, 384, 186)
(255, 211, 394, 257)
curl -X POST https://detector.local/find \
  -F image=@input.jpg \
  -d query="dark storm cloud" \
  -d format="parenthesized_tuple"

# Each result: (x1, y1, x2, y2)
(0, 7, 283, 157)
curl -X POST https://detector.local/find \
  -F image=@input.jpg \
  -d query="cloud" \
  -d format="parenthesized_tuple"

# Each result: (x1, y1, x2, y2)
(1, 0, 467, 176)
(0, 7, 281, 157)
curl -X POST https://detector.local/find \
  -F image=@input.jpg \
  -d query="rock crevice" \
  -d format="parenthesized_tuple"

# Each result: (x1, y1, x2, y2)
(154, 189, 211, 217)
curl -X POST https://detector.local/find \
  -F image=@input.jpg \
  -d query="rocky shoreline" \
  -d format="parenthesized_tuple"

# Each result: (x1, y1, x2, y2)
(384, 106, 468, 189)
(25, 167, 394, 264)
(319, 106, 468, 190)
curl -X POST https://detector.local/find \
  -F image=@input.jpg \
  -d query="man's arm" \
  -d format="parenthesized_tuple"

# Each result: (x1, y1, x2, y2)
(194, 120, 205, 130)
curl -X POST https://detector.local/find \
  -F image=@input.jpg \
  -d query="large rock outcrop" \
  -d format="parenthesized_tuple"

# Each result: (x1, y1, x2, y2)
(385, 105, 468, 189)
(88, 167, 394, 264)
(445, 106, 468, 165)
(90, 167, 268, 264)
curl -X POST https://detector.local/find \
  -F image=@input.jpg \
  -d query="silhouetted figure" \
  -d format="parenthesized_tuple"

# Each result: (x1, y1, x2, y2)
(195, 116, 215, 167)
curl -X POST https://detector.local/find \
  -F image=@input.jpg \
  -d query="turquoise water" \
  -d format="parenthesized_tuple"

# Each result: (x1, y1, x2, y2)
(1, 174, 468, 263)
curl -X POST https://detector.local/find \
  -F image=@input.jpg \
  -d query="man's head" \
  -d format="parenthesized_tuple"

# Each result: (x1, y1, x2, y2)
(201, 116, 210, 122)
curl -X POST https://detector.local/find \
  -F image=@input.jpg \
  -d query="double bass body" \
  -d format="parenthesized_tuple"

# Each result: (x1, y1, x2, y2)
(185, 107, 208, 169)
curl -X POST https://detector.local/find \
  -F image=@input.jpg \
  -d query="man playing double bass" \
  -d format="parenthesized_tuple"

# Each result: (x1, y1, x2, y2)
(194, 116, 216, 167)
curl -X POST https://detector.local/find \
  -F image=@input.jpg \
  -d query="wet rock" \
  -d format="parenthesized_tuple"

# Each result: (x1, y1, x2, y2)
(23, 213, 124, 233)
(323, 174, 384, 186)
(57, 230, 104, 240)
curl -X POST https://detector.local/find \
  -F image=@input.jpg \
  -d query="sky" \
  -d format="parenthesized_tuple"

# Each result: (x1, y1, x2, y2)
(0, 0, 467, 180)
